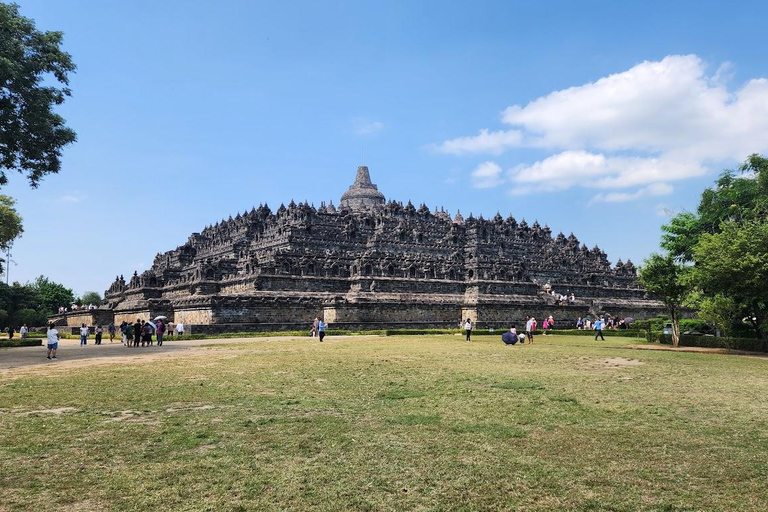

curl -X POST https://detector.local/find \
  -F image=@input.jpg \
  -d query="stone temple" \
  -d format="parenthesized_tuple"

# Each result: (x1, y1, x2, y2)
(95, 166, 662, 333)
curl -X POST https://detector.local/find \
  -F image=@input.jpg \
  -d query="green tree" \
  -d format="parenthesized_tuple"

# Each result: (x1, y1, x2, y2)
(80, 291, 101, 306)
(30, 275, 74, 315)
(15, 307, 46, 327)
(696, 294, 740, 350)
(693, 221, 768, 345)
(638, 253, 692, 347)
(0, 2, 77, 188)
(0, 194, 23, 274)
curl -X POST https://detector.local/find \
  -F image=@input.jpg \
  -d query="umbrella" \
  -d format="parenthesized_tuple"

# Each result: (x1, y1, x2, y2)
(153, 315, 167, 321)
(146, 321, 157, 330)
(624, 317, 634, 324)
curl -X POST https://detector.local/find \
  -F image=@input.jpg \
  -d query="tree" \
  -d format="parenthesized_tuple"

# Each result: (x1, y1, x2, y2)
(693, 221, 768, 345)
(80, 291, 101, 306)
(697, 294, 740, 350)
(30, 275, 74, 315)
(662, 154, 768, 261)
(638, 253, 692, 347)
(0, 3, 77, 188)
(0, 194, 23, 274)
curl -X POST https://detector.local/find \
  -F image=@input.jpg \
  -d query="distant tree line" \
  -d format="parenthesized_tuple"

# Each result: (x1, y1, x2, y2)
(0, 276, 101, 330)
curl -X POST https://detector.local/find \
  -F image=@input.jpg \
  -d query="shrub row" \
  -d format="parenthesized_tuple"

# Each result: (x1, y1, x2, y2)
(654, 333, 768, 352)
(0, 338, 43, 348)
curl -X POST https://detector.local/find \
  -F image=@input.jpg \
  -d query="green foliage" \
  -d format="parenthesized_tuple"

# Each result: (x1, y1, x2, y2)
(638, 253, 692, 346)
(0, 308, 7, 328)
(30, 275, 74, 315)
(693, 221, 768, 341)
(0, 3, 77, 188)
(697, 295, 739, 344)
(0, 337, 41, 347)
(79, 291, 101, 306)
(0, 195, 23, 274)
(656, 333, 767, 352)
(14, 307, 46, 327)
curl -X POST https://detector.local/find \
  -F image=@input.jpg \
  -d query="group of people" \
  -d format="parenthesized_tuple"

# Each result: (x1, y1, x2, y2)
(576, 316, 629, 331)
(3, 324, 29, 339)
(310, 317, 326, 341)
(117, 319, 183, 347)
(43, 319, 185, 360)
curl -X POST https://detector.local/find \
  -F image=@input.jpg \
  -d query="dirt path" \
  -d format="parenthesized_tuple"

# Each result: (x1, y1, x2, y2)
(0, 336, 306, 377)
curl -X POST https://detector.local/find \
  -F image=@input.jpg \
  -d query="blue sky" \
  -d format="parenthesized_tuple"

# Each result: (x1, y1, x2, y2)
(3, 0, 768, 296)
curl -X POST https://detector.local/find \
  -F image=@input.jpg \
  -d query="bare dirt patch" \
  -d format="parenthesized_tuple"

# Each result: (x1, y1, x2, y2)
(16, 406, 78, 415)
(582, 357, 644, 370)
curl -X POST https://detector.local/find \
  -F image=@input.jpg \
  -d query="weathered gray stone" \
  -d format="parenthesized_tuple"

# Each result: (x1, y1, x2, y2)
(94, 166, 663, 330)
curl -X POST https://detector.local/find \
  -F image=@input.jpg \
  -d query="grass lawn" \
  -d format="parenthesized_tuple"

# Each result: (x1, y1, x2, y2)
(2, 334, 768, 511)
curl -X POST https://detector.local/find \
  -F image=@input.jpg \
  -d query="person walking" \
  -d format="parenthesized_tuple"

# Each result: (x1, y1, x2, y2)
(46, 323, 60, 360)
(79, 323, 89, 346)
(133, 319, 142, 348)
(156, 320, 164, 346)
(594, 317, 605, 341)
(317, 318, 326, 342)
(108, 322, 116, 343)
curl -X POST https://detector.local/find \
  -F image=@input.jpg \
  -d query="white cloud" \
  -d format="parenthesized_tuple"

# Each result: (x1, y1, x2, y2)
(435, 55, 768, 201)
(471, 161, 503, 188)
(60, 194, 83, 203)
(433, 128, 522, 155)
(590, 182, 673, 205)
(352, 118, 384, 135)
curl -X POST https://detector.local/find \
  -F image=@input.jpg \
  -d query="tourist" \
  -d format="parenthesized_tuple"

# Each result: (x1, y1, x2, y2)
(501, 326, 519, 345)
(311, 317, 319, 337)
(79, 323, 88, 346)
(8, 326, 14, 339)
(317, 318, 326, 342)
(548, 315, 555, 332)
(542, 317, 549, 335)
(576, 317, 583, 330)
(167, 321, 175, 337)
(143, 321, 153, 346)
(95, 325, 103, 345)
(594, 317, 605, 341)
(20, 324, 28, 339)
(176, 322, 184, 336)
(526, 316, 536, 344)
(108, 322, 116, 342)
(133, 319, 142, 347)
(156, 319, 164, 346)
(46, 323, 60, 360)
(464, 318, 473, 341)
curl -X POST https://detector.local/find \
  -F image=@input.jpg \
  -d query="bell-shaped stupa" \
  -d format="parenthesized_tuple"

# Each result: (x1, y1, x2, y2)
(339, 166, 386, 210)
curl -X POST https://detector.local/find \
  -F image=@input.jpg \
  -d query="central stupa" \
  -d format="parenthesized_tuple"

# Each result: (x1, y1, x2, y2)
(339, 165, 386, 210)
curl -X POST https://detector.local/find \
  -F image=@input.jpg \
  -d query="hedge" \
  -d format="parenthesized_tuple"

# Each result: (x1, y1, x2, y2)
(0, 338, 43, 348)
(655, 333, 768, 352)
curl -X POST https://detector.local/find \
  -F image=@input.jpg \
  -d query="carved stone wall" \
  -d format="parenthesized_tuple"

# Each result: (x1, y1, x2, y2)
(91, 166, 663, 330)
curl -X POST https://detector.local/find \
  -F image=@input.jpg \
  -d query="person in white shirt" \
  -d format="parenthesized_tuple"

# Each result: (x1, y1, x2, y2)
(79, 323, 89, 346)
(20, 324, 28, 339)
(46, 323, 60, 360)
(176, 322, 184, 336)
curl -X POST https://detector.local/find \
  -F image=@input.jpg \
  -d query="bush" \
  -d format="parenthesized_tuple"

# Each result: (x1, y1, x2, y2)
(656, 333, 767, 352)
(0, 338, 43, 348)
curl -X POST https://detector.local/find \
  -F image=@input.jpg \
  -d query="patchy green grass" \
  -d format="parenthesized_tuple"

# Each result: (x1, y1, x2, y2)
(2, 334, 768, 511)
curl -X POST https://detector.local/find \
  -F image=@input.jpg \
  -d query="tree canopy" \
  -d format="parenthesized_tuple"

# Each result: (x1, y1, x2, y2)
(637, 253, 691, 347)
(0, 2, 77, 188)
(658, 154, 768, 343)
(0, 194, 22, 274)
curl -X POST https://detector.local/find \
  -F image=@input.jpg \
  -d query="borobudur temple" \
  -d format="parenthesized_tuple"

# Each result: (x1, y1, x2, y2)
(88, 166, 662, 333)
